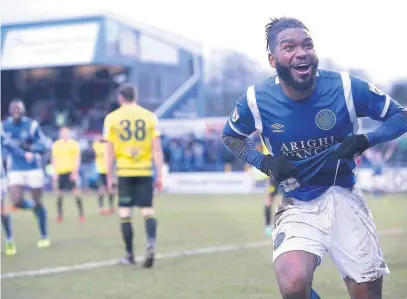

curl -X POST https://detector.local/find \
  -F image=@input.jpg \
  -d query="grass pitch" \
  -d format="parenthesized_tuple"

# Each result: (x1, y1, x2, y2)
(1, 192, 407, 299)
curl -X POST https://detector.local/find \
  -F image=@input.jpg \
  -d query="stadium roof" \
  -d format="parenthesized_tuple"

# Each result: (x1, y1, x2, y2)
(2, 10, 203, 55)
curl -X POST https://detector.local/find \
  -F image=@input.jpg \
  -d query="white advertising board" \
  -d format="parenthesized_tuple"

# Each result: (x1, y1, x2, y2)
(163, 168, 407, 195)
(165, 172, 254, 194)
(2, 23, 100, 69)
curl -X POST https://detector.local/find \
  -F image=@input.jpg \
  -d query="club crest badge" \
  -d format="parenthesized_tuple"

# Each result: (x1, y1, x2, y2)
(315, 109, 336, 131)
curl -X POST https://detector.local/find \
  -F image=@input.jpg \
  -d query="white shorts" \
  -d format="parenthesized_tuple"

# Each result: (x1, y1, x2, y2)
(8, 169, 44, 189)
(272, 185, 390, 283)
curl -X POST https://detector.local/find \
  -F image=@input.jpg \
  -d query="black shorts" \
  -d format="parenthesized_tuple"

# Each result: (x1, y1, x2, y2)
(268, 178, 279, 196)
(97, 173, 107, 187)
(58, 172, 77, 191)
(118, 176, 154, 208)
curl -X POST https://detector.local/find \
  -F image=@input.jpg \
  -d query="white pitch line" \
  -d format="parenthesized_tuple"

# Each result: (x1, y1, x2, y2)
(1, 240, 272, 280)
(1, 228, 404, 280)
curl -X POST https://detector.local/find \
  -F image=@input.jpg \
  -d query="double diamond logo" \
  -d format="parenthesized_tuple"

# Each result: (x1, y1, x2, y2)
(271, 123, 284, 133)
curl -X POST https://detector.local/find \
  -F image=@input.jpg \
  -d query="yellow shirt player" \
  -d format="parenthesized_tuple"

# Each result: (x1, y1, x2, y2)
(104, 84, 164, 267)
(51, 127, 84, 222)
(92, 137, 115, 214)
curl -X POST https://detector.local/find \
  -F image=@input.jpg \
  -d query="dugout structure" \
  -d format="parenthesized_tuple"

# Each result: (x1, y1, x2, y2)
(1, 11, 205, 119)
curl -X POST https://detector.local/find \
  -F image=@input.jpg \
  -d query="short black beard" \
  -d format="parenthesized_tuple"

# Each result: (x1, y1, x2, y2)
(276, 59, 319, 92)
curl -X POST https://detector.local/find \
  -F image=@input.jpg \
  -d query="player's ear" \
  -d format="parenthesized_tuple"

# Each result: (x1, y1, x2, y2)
(268, 53, 276, 68)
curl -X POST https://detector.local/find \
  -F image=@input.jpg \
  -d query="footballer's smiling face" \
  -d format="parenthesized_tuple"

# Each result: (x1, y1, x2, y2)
(269, 28, 319, 92)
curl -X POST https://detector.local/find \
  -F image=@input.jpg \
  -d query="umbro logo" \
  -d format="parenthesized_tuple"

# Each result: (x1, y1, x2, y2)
(271, 123, 284, 133)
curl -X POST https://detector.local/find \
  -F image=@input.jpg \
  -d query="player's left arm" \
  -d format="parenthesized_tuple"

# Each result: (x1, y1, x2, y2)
(332, 75, 407, 159)
(29, 121, 51, 155)
(151, 116, 164, 190)
(352, 75, 407, 147)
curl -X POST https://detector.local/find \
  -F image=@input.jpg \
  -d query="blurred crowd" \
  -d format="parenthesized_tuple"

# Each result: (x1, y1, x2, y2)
(1, 67, 119, 141)
(161, 131, 246, 172)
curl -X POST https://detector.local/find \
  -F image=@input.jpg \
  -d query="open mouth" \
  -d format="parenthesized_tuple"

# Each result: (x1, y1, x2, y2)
(292, 63, 311, 75)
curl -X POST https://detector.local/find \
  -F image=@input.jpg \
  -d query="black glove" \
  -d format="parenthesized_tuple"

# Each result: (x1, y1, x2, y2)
(259, 155, 298, 183)
(331, 134, 370, 160)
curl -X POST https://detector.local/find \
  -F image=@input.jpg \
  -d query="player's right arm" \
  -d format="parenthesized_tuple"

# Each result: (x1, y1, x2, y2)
(221, 89, 297, 183)
(152, 115, 164, 191)
(103, 115, 116, 192)
(222, 92, 263, 166)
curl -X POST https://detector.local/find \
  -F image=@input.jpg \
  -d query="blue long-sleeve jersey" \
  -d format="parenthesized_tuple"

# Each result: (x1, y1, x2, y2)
(223, 70, 407, 201)
(2, 117, 50, 171)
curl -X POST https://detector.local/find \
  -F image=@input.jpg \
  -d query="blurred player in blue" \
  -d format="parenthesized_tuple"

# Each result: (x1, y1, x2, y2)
(222, 17, 407, 299)
(2, 99, 51, 248)
(1, 128, 28, 255)
(1, 162, 16, 256)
